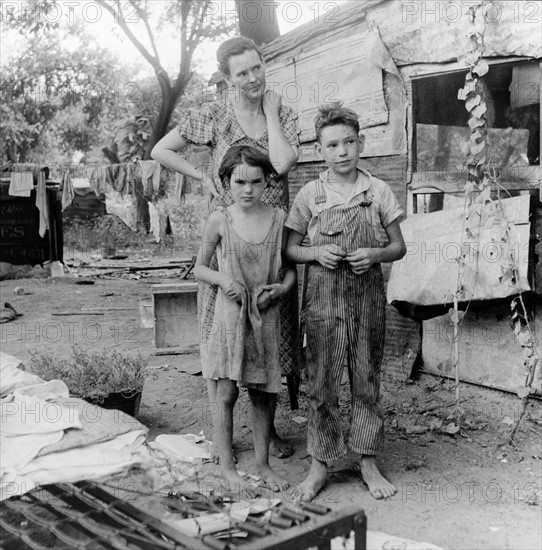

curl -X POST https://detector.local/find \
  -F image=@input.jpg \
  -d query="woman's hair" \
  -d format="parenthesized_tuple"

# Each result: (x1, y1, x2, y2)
(217, 36, 263, 77)
(218, 145, 276, 189)
(314, 101, 360, 141)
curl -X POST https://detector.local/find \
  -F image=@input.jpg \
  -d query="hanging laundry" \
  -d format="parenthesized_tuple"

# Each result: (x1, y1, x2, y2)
(137, 160, 161, 197)
(148, 201, 161, 243)
(87, 165, 107, 196)
(105, 164, 121, 192)
(174, 172, 186, 205)
(8, 172, 33, 197)
(35, 171, 49, 238)
(60, 167, 75, 211)
(125, 162, 138, 195)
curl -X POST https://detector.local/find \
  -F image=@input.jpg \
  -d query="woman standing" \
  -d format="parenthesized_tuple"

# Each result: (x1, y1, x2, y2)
(152, 37, 299, 458)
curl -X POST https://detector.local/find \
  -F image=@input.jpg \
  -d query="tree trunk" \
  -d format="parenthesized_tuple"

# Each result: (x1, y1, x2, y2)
(236, 0, 280, 45)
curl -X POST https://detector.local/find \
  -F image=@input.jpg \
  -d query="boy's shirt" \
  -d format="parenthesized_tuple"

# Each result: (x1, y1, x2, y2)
(286, 168, 403, 246)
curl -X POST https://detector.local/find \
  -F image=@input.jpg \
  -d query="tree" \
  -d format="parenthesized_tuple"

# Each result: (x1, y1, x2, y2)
(236, 0, 280, 45)
(94, 0, 236, 160)
(0, 20, 135, 163)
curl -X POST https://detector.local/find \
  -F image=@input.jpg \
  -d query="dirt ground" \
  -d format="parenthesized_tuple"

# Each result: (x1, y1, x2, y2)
(1, 271, 541, 550)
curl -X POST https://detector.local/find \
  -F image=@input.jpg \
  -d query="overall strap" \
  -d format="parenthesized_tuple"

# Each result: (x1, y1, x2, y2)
(314, 178, 327, 204)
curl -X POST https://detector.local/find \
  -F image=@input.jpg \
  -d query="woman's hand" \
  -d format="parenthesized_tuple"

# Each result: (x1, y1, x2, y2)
(202, 173, 219, 199)
(262, 89, 282, 118)
(221, 277, 244, 302)
(316, 244, 347, 270)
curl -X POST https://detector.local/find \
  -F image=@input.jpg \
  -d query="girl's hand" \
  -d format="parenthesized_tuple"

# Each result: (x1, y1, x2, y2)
(221, 278, 244, 302)
(254, 284, 283, 310)
(316, 244, 346, 270)
(345, 248, 378, 274)
(262, 89, 282, 118)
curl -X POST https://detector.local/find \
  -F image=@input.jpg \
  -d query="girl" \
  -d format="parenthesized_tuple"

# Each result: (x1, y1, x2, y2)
(194, 145, 296, 495)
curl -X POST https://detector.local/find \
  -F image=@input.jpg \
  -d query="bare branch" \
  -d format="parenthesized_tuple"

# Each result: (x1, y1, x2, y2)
(94, 0, 166, 79)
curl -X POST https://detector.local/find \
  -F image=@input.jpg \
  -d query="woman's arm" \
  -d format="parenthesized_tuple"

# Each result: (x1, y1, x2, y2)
(262, 90, 298, 176)
(151, 129, 218, 197)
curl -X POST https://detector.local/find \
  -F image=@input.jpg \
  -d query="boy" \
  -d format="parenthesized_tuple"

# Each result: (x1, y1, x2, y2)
(286, 102, 406, 501)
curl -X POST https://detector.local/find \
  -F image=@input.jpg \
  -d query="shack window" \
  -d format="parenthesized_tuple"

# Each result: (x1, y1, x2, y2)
(411, 60, 540, 213)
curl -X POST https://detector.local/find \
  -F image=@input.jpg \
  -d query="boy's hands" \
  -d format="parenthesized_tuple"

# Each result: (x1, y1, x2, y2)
(221, 278, 244, 302)
(254, 283, 285, 310)
(345, 248, 378, 274)
(316, 244, 347, 270)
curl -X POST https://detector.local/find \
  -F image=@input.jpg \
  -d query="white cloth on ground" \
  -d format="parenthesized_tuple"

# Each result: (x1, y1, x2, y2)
(1, 429, 148, 500)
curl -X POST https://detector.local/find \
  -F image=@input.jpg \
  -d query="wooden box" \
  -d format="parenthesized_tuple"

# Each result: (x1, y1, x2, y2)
(151, 283, 199, 354)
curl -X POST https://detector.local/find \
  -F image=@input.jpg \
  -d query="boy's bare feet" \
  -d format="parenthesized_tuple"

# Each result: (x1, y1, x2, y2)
(269, 432, 294, 458)
(255, 464, 290, 492)
(359, 455, 396, 500)
(296, 458, 327, 502)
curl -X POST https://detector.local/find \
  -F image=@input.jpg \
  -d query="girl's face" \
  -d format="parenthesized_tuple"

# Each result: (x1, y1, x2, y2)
(226, 49, 266, 101)
(229, 162, 266, 208)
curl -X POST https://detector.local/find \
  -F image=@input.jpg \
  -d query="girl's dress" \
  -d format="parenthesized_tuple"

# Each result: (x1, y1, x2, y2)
(201, 206, 285, 394)
(178, 100, 300, 382)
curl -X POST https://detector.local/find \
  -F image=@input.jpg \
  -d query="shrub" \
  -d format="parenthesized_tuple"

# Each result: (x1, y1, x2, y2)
(28, 347, 147, 400)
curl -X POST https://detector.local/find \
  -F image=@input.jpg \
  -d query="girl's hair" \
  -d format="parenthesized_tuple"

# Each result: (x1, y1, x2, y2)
(314, 101, 360, 141)
(218, 145, 276, 189)
(217, 36, 263, 77)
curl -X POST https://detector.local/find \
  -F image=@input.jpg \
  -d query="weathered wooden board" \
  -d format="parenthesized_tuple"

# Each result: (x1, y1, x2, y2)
(266, 30, 407, 157)
(152, 283, 199, 352)
(422, 300, 542, 395)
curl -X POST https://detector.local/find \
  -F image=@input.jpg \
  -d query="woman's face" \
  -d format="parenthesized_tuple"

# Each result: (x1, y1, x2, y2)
(226, 49, 266, 101)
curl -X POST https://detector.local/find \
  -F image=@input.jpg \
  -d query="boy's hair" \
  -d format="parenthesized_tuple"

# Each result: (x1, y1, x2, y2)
(218, 145, 276, 189)
(314, 101, 360, 141)
(217, 37, 263, 77)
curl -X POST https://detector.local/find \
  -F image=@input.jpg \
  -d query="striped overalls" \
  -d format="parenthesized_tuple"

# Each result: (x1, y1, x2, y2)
(305, 179, 386, 462)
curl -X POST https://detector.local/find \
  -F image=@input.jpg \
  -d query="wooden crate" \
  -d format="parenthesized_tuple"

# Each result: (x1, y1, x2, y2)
(151, 283, 199, 354)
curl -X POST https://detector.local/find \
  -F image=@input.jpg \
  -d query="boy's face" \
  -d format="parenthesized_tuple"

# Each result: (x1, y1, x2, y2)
(316, 124, 364, 177)
(229, 162, 266, 208)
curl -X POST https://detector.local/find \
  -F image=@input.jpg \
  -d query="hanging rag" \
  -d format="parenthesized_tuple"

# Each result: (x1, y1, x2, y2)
(137, 160, 161, 196)
(105, 164, 121, 193)
(87, 165, 107, 196)
(148, 202, 161, 243)
(8, 172, 33, 197)
(125, 162, 137, 195)
(174, 172, 186, 205)
(35, 171, 49, 238)
(60, 167, 75, 211)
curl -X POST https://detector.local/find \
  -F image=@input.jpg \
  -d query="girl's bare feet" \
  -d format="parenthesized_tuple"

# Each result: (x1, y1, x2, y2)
(222, 469, 262, 499)
(296, 458, 327, 502)
(269, 433, 294, 458)
(255, 464, 290, 492)
(359, 455, 396, 500)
